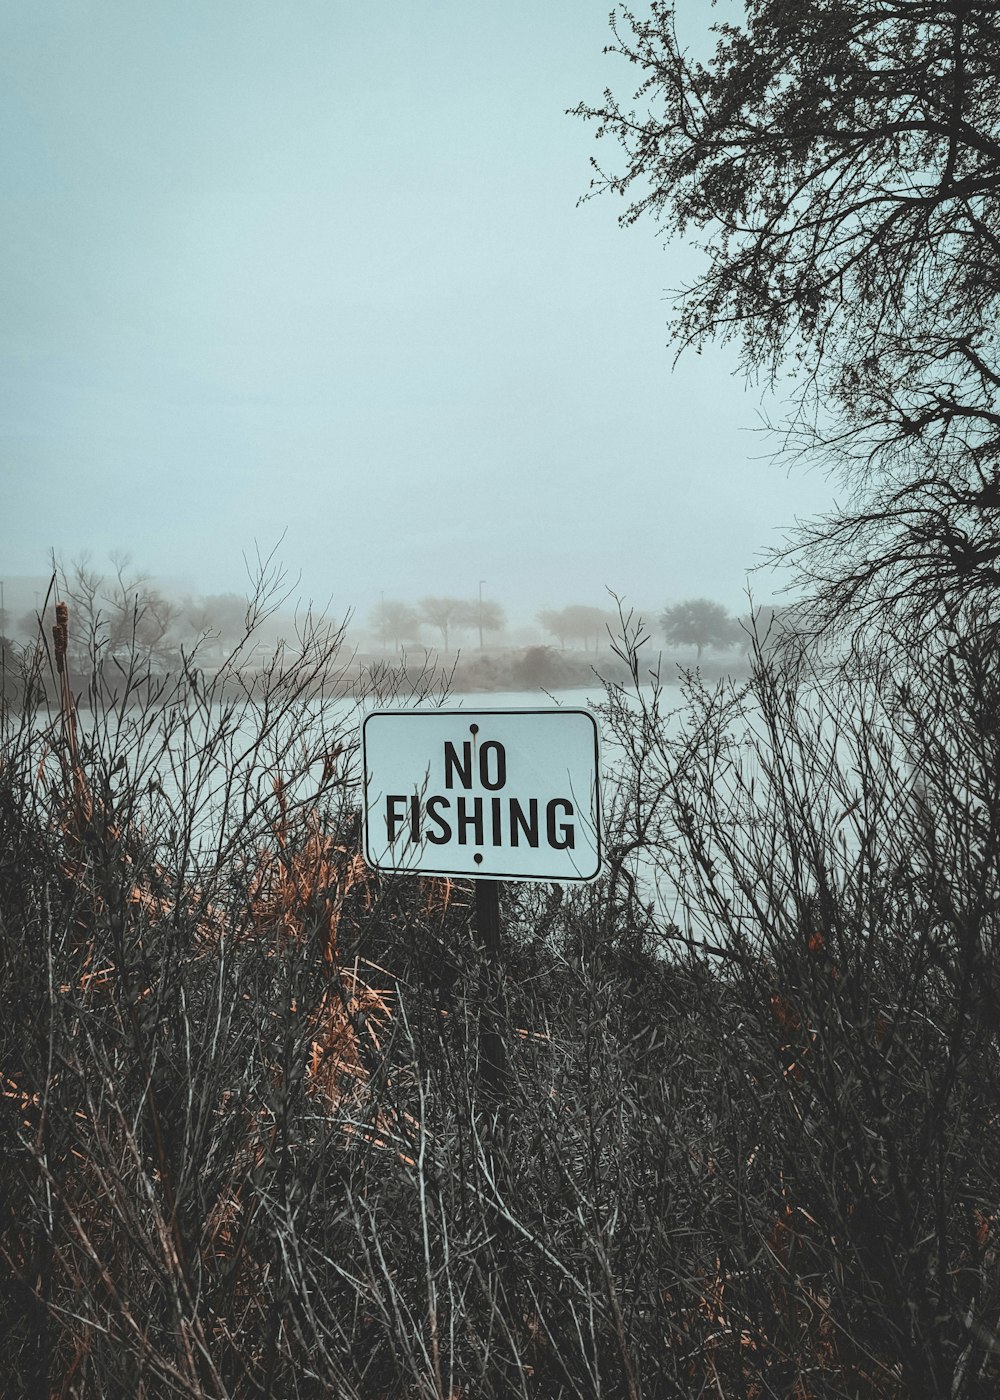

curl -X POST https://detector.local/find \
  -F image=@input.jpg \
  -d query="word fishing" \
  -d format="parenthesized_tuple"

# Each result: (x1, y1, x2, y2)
(382, 738, 576, 851)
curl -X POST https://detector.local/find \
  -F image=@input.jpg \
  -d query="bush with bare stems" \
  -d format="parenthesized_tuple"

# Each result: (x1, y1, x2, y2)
(3, 584, 1000, 1396)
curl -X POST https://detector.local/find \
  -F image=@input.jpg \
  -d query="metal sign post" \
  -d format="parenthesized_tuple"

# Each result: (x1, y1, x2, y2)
(474, 877, 505, 1096)
(362, 707, 603, 1101)
(474, 876, 501, 958)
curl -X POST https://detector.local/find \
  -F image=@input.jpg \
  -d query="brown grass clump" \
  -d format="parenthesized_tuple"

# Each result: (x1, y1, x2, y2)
(247, 786, 369, 962)
(242, 788, 399, 1113)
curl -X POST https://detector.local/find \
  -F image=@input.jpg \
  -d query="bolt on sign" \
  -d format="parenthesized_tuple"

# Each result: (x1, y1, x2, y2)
(361, 707, 603, 882)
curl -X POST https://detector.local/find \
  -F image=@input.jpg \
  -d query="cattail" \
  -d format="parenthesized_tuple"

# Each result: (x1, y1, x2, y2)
(53, 601, 68, 674)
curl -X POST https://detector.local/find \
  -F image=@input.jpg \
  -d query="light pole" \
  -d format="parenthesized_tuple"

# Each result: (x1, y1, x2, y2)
(478, 579, 485, 650)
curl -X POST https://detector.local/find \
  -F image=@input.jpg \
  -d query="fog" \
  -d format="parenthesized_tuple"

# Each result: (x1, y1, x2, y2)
(0, 1, 835, 626)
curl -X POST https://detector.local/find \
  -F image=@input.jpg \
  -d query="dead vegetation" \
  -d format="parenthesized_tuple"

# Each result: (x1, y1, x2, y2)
(2, 589, 1000, 1397)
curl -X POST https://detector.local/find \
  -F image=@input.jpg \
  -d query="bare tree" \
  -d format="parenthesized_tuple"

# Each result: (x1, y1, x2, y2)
(58, 552, 178, 665)
(538, 605, 614, 652)
(574, 0, 1000, 644)
(564, 603, 614, 652)
(455, 597, 506, 649)
(58, 554, 104, 648)
(179, 592, 251, 656)
(370, 598, 422, 652)
(537, 607, 570, 650)
(419, 596, 464, 651)
(104, 553, 178, 663)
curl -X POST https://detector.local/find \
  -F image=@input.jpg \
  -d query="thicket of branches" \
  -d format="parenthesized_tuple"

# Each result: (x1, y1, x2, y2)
(2, 583, 1000, 1396)
(575, 0, 1000, 644)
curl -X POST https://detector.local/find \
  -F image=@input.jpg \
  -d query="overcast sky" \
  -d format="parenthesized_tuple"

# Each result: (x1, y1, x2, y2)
(0, 1, 835, 626)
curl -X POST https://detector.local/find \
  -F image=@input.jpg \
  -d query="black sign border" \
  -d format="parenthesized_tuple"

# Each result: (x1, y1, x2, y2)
(361, 706, 603, 883)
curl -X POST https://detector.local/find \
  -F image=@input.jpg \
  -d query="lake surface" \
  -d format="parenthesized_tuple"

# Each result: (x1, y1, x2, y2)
(67, 684, 635, 837)
(58, 680, 687, 908)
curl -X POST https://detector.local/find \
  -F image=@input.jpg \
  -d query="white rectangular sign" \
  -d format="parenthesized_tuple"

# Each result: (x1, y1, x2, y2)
(361, 707, 602, 882)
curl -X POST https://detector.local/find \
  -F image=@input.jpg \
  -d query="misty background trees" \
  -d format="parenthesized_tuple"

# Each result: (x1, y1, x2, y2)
(366, 593, 750, 666)
(366, 595, 508, 652)
(369, 599, 422, 652)
(537, 604, 614, 651)
(59, 553, 179, 665)
(177, 592, 250, 656)
(58, 557, 257, 666)
(3, 555, 758, 689)
(660, 598, 741, 662)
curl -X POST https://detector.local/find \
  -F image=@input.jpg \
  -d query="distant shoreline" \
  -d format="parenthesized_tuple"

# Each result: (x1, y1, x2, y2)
(1, 642, 753, 712)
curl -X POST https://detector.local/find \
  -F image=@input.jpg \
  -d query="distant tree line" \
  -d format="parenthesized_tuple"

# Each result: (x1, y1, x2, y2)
(658, 599, 801, 663)
(3, 555, 788, 675)
(369, 596, 506, 651)
(5, 554, 255, 666)
(370, 598, 791, 661)
(536, 605, 615, 652)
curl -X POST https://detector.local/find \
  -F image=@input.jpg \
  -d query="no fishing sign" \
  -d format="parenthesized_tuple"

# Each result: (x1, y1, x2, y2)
(361, 707, 603, 882)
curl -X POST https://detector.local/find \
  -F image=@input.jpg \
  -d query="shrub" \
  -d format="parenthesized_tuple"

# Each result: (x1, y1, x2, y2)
(3, 594, 1000, 1396)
